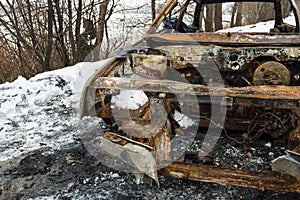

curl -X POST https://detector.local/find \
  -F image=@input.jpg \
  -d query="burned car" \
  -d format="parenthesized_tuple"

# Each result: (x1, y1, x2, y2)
(80, 0, 300, 193)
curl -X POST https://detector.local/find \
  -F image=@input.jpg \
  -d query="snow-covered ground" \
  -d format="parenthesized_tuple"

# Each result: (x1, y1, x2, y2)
(0, 60, 111, 162)
(218, 15, 296, 33)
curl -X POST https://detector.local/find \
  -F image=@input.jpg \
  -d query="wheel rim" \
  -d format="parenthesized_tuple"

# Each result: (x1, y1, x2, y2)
(253, 61, 290, 86)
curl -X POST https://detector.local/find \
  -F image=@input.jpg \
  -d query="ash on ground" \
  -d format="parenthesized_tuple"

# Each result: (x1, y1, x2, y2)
(0, 63, 299, 200)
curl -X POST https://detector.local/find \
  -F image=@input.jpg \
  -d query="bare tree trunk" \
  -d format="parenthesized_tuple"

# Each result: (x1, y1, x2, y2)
(97, 0, 109, 58)
(16, 39, 29, 77)
(68, 0, 76, 64)
(0, 67, 5, 83)
(104, 1, 117, 58)
(75, 0, 83, 47)
(236, 3, 242, 26)
(24, 0, 38, 55)
(151, 0, 156, 21)
(205, 5, 214, 32)
(45, 0, 54, 72)
(214, 4, 223, 31)
(230, 3, 237, 27)
(74, 0, 83, 63)
(230, 3, 242, 27)
(192, 2, 202, 30)
(256, 3, 263, 23)
(53, 0, 70, 67)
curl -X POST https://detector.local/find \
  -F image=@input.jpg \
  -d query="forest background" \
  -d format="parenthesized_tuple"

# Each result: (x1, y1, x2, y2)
(0, 0, 298, 84)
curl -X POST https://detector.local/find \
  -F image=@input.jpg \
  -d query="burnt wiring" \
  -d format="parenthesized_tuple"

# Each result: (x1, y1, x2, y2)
(199, 116, 246, 144)
(246, 111, 293, 140)
(198, 111, 295, 145)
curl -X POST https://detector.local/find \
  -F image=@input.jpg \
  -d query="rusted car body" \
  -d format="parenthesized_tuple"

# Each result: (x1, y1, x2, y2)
(80, 0, 300, 192)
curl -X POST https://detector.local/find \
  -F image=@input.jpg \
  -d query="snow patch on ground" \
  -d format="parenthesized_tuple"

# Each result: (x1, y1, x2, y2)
(218, 15, 296, 33)
(0, 60, 110, 161)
